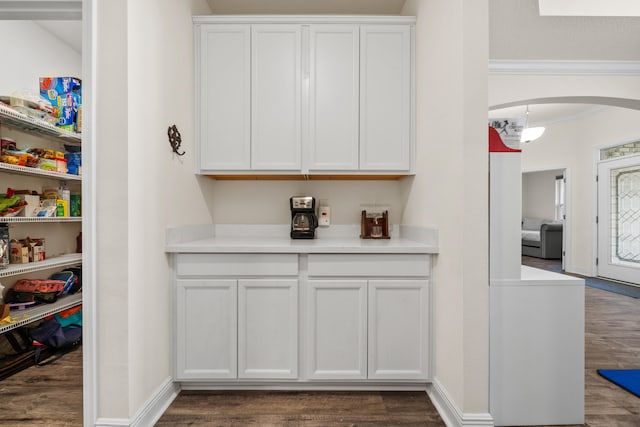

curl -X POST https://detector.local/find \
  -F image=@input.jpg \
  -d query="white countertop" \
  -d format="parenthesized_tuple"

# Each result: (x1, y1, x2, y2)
(490, 265, 585, 287)
(165, 224, 438, 254)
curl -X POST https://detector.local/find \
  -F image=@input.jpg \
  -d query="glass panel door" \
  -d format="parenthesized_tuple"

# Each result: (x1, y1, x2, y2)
(597, 155, 640, 285)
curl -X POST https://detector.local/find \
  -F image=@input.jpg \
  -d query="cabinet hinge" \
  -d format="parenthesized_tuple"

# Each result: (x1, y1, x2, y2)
(596, 216, 599, 224)
(596, 257, 599, 266)
(596, 175, 599, 182)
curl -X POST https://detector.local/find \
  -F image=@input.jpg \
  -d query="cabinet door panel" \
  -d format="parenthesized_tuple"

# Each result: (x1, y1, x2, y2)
(198, 25, 251, 171)
(238, 279, 298, 378)
(306, 280, 367, 379)
(368, 279, 429, 379)
(176, 279, 237, 379)
(251, 25, 302, 170)
(308, 25, 359, 171)
(360, 25, 411, 171)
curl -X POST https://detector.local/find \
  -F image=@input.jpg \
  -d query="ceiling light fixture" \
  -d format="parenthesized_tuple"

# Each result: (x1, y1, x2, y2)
(520, 105, 546, 143)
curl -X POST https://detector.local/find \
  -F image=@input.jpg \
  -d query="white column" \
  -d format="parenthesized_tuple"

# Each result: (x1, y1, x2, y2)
(489, 126, 522, 280)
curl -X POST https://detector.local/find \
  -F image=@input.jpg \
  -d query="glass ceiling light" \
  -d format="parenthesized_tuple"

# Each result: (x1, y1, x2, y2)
(520, 105, 546, 143)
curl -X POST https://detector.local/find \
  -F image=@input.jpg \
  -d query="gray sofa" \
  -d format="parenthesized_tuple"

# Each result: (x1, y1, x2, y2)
(521, 218, 563, 259)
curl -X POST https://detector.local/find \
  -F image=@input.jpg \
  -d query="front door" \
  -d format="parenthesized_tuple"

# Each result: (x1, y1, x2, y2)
(597, 154, 640, 285)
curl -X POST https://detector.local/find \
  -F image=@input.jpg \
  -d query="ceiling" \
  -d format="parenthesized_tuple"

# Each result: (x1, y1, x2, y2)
(488, 103, 609, 127)
(34, 20, 82, 53)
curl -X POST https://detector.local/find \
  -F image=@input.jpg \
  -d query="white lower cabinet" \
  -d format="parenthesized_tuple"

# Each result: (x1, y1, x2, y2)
(176, 279, 237, 380)
(368, 280, 429, 380)
(174, 253, 430, 384)
(238, 279, 298, 379)
(306, 280, 368, 379)
(306, 278, 429, 381)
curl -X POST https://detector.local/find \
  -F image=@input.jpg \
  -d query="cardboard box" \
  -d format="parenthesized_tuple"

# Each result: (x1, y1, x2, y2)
(39, 77, 82, 132)
(0, 304, 9, 321)
(25, 238, 46, 262)
(18, 194, 41, 217)
(10, 240, 29, 264)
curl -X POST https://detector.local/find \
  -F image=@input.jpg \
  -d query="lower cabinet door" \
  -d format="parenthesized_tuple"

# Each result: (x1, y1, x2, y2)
(238, 279, 298, 379)
(306, 280, 367, 379)
(176, 279, 237, 380)
(368, 279, 429, 380)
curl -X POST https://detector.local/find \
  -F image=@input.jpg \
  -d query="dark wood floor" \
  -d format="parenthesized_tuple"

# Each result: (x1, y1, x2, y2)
(1, 260, 638, 426)
(157, 390, 444, 426)
(0, 345, 82, 426)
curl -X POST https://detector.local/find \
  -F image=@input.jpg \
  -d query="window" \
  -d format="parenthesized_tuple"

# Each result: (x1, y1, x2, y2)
(555, 175, 565, 221)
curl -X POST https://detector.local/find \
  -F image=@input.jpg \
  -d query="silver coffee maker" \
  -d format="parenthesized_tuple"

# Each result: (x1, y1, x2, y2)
(290, 196, 318, 239)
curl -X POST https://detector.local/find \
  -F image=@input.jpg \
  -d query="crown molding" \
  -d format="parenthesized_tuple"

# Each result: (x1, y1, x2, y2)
(489, 60, 640, 76)
(0, 0, 81, 20)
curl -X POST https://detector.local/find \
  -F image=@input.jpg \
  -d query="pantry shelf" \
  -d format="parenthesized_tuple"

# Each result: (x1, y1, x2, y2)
(0, 216, 82, 223)
(0, 161, 82, 181)
(0, 253, 82, 278)
(0, 292, 82, 335)
(0, 102, 81, 145)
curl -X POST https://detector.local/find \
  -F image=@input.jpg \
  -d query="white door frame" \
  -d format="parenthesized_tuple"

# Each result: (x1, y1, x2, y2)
(82, 2, 97, 424)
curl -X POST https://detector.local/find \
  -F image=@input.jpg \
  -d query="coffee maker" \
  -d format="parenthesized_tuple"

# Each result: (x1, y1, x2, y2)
(290, 196, 318, 239)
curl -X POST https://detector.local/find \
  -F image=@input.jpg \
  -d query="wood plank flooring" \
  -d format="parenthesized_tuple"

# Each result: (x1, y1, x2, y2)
(0, 345, 82, 426)
(1, 259, 638, 426)
(157, 390, 444, 426)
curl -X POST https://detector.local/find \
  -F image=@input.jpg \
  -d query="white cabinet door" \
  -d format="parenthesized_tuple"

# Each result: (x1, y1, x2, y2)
(176, 279, 237, 379)
(306, 280, 367, 379)
(238, 279, 298, 379)
(197, 25, 251, 171)
(360, 25, 412, 171)
(308, 25, 360, 171)
(368, 279, 429, 380)
(251, 25, 302, 170)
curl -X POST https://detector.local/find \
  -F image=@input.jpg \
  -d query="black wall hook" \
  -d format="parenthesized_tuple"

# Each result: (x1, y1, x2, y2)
(168, 124, 185, 156)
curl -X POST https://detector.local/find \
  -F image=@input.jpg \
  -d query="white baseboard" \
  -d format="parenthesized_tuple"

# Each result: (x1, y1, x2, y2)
(95, 378, 180, 427)
(427, 378, 494, 427)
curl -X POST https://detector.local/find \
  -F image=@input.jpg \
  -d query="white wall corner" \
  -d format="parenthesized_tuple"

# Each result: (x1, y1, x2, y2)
(427, 379, 494, 427)
(94, 378, 179, 427)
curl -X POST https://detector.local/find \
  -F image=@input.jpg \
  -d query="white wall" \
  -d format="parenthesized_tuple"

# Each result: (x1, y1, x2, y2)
(209, 180, 403, 225)
(402, 0, 490, 417)
(94, 0, 213, 420)
(522, 169, 563, 220)
(521, 106, 640, 276)
(0, 21, 81, 96)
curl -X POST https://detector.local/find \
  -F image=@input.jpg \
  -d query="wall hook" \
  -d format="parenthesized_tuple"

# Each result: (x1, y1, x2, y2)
(168, 124, 185, 156)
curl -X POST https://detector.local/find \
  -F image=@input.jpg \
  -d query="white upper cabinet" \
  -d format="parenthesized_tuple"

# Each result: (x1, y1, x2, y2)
(360, 25, 412, 171)
(251, 25, 302, 170)
(196, 25, 251, 171)
(194, 16, 415, 176)
(308, 25, 360, 171)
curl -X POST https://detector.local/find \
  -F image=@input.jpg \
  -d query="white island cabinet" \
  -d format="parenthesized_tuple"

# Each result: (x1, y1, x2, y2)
(168, 225, 437, 389)
(194, 16, 415, 177)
